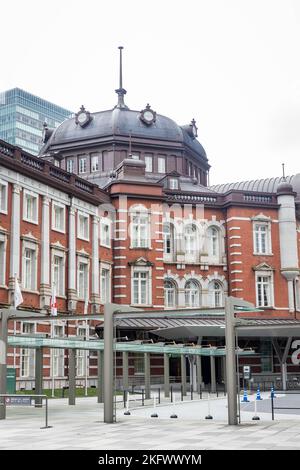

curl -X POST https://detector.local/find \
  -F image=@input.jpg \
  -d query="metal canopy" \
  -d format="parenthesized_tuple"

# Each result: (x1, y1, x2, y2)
(151, 319, 300, 340)
(7, 335, 255, 357)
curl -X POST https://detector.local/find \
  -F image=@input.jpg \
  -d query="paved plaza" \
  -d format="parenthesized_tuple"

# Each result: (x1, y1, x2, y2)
(1, 393, 300, 450)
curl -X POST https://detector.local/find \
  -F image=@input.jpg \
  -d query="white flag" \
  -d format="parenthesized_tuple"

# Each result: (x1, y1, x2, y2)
(50, 284, 57, 316)
(14, 275, 23, 308)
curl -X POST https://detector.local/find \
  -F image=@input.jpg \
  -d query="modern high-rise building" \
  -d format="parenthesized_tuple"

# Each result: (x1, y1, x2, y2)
(0, 88, 72, 155)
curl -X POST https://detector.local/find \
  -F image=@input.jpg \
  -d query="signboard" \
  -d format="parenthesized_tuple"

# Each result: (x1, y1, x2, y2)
(5, 397, 33, 406)
(243, 365, 251, 380)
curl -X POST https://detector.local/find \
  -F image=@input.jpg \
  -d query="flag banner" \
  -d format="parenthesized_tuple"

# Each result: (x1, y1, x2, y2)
(14, 275, 23, 308)
(51, 284, 57, 316)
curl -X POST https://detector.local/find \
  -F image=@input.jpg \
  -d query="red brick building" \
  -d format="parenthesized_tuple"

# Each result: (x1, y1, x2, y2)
(0, 63, 300, 389)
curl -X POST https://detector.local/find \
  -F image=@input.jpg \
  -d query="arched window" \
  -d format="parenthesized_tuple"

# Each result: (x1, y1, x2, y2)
(209, 280, 224, 308)
(208, 226, 220, 259)
(164, 280, 177, 307)
(185, 280, 201, 307)
(163, 223, 174, 256)
(184, 224, 198, 255)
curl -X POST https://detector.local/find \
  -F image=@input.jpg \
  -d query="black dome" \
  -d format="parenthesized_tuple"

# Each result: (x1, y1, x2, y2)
(41, 107, 207, 160)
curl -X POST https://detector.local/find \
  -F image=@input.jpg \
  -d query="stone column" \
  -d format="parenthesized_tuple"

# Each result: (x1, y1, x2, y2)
(91, 215, 100, 312)
(9, 184, 21, 301)
(68, 203, 77, 312)
(40, 196, 51, 310)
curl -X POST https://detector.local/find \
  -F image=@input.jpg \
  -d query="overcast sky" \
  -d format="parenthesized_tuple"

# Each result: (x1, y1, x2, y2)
(1, 0, 300, 185)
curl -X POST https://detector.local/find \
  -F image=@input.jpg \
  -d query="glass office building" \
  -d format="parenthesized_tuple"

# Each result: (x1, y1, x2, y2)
(0, 88, 72, 155)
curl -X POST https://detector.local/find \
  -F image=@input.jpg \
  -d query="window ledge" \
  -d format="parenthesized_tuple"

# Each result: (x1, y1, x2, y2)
(52, 227, 66, 235)
(22, 289, 39, 294)
(100, 243, 111, 249)
(23, 218, 39, 225)
(253, 252, 274, 256)
(77, 236, 90, 242)
(130, 304, 153, 308)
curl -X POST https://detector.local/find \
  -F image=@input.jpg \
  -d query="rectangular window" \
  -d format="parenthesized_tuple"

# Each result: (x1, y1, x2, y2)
(144, 155, 153, 172)
(0, 181, 8, 213)
(133, 271, 149, 305)
(53, 324, 64, 377)
(131, 214, 149, 248)
(158, 157, 166, 174)
(78, 261, 88, 299)
(52, 254, 64, 296)
(21, 323, 35, 378)
(256, 275, 272, 307)
(100, 267, 111, 303)
(91, 155, 99, 172)
(52, 203, 65, 233)
(100, 219, 111, 247)
(134, 356, 144, 375)
(23, 191, 38, 224)
(79, 157, 87, 174)
(169, 178, 178, 190)
(0, 239, 6, 285)
(23, 247, 36, 291)
(67, 159, 74, 173)
(254, 223, 270, 254)
(78, 212, 89, 240)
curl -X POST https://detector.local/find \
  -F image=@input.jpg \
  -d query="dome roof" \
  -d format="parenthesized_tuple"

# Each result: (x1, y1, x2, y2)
(40, 107, 207, 160)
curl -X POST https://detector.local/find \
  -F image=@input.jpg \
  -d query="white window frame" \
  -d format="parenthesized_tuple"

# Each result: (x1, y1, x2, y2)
(185, 280, 201, 307)
(23, 189, 39, 224)
(158, 156, 166, 174)
(52, 323, 65, 377)
(20, 322, 36, 378)
(0, 233, 7, 286)
(130, 209, 150, 249)
(100, 218, 111, 248)
(52, 201, 66, 233)
(169, 178, 179, 190)
(255, 271, 274, 308)
(22, 241, 38, 291)
(51, 249, 66, 297)
(0, 180, 8, 214)
(164, 279, 177, 308)
(77, 325, 88, 377)
(100, 262, 111, 304)
(66, 159, 74, 173)
(207, 226, 221, 262)
(77, 256, 89, 300)
(253, 222, 272, 255)
(144, 155, 153, 172)
(91, 155, 99, 172)
(208, 280, 224, 308)
(131, 266, 152, 306)
(77, 211, 90, 241)
(79, 156, 87, 174)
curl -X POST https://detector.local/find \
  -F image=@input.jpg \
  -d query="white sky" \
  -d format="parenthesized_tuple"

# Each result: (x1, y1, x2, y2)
(1, 0, 300, 185)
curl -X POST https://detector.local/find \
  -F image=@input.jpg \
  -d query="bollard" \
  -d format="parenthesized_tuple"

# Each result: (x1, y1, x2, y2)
(241, 388, 250, 403)
(170, 392, 178, 419)
(256, 385, 263, 401)
(200, 385, 202, 400)
(170, 385, 173, 403)
(123, 390, 126, 408)
(205, 393, 213, 420)
(124, 393, 131, 416)
(158, 388, 161, 405)
(190, 384, 193, 401)
(151, 396, 158, 418)
(181, 384, 183, 402)
(142, 389, 145, 407)
(252, 396, 260, 421)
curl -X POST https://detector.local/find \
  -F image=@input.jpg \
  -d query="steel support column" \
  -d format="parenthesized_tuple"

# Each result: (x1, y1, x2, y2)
(164, 353, 170, 398)
(181, 355, 187, 396)
(35, 347, 43, 407)
(0, 311, 9, 419)
(97, 350, 104, 403)
(210, 355, 216, 393)
(144, 352, 151, 400)
(68, 348, 76, 405)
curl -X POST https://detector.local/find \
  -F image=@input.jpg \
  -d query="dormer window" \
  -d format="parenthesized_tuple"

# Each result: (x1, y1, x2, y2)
(169, 178, 179, 190)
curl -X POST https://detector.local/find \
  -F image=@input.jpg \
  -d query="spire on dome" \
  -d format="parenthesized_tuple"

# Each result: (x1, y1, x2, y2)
(115, 46, 129, 110)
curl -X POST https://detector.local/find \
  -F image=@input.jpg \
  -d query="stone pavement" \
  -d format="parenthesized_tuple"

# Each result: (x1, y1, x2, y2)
(0, 396, 300, 450)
